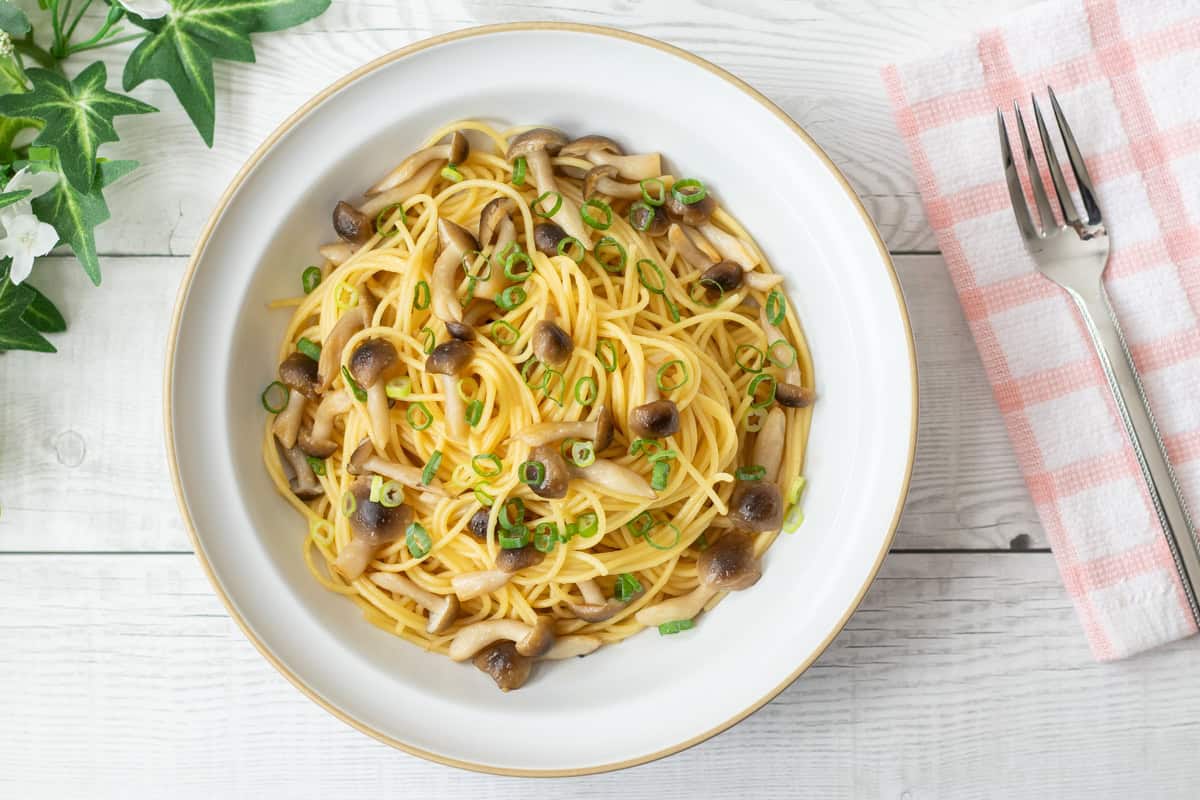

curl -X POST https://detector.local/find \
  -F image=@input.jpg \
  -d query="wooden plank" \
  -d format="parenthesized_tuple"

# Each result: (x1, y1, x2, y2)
(0, 552, 1194, 798)
(59, 0, 1041, 259)
(0, 255, 1040, 552)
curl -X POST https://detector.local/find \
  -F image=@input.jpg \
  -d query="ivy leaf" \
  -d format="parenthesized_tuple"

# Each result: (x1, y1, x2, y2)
(33, 158, 139, 285)
(122, 0, 331, 146)
(21, 283, 66, 333)
(0, 62, 156, 192)
(0, 270, 55, 353)
(0, 2, 31, 36)
(0, 55, 40, 162)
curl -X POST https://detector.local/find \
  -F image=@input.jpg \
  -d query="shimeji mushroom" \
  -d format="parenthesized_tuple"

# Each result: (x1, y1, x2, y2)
(348, 338, 401, 449)
(629, 203, 669, 237)
(698, 260, 745, 301)
(473, 633, 603, 691)
(671, 223, 780, 293)
(629, 359, 681, 440)
(448, 616, 556, 661)
(532, 310, 573, 367)
(298, 391, 352, 458)
(451, 569, 511, 601)
(318, 242, 354, 266)
(495, 542, 546, 573)
(334, 477, 414, 580)
(474, 197, 519, 301)
(635, 529, 762, 626)
(727, 407, 786, 533)
(697, 221, 759, 268)
(668, 223, 718, 273)
(280, 442, 323, 499)
(369, 572, 459, 634)
(664, 183, 716, 226)
(507, 129, 593, 245)
(560, 135, 662, 182)
(583, 164, 642, 200)
(567, 578, 643, 622)
(272, 352, 320, 449)
(347, 439, 450, 497)
(425, 339, 474, 440)
(532, 221, 568, 256)
(332, 201, 374, 245)
(570, 459, 655, 499)
(512, 405, 614, 450)
(317, 294, 375, 392)
(522, 444, 570, 500)
(541, 635, 602, 659)
(431, 218, 478, 326)
(368, 130, 470, 196)
(466, 507, 491, 541)
(759, 304, 814, 408)
(359, 160, 440, 218)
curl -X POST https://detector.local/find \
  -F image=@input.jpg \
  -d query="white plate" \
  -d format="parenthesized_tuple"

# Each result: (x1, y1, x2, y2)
(165, 23, 916, 776)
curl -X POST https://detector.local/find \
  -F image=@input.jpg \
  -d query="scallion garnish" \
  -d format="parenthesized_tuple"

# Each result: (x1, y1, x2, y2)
(340, 490, 357, 517)
(369, 475, 384, 502)
(559, 521, 579, 542)
(665, 297, 681, 323)
(656, 359, 689, 392)
(570, 440, 596, 467)
(499, 524, 530, 549)
(463, 249, 492, 280)
(580, 198, 613, 230)
(519, 460, 546, 486)
(499, 497, 526, 530)
(341, 365, 368, 401)
(456, 376, 478, 402)
(306, 456, 326, 476)
(465, 399, 484, 427)
(310, 519, 334, 546)
(636, 258, 667, 294)
(734, 343, 764, 373)
(593, 236, 627, 274)
(301, 265, 322, 294)
(533, 522, 558, 553)
(419, 327, 435, 354)
(671, 178, 708, 205)
(503, 248, 534, 281)
(260, 381, 290, 413)
(747, 373, 777, 408)
(767, 338, 797, 368)
(472, 453, 502, 478)
(596, 339, 618, 372)
(628, 510, 656, 538)
(783, 502, 805, 533)
(647, 448, 677, 463)
(629, 439, 661, 457)
(440, 165, 463, 183)
(644, 523, 681, 551)
(614, 573, 643, 602)
(522, 358, 546, 390)
(406, 522, 432, 558)
(765, 289, 786, 325)
(574, 376, 597, 406)
(640, 178, 666, 206)
(385, 376, 412, 400)
(556, 236, 585, 264)
(512, 156, 527, 186)
(407, 401, 432, 430)
(413, 280, 431, 311)
(474, 483, 494, 507)
(651, 460, 670, 491)
(788, 476, 807, 506)
(497, 285, 527, 311)
(375, 202, 403, 236)
(658, 619, 695, 635)
(745, 407, 767, 432)
(543, 369, 566, 406)
(334, 282, 358, 311)
(297, 337, 321, 361)
(736, 464, 766, 481)
(629, 200, 653, 232)
(576, 511, 599, 538)
(532, 190, 562, 218)
(422, 450, 442, 485)
(491, 320, 520, 346)
(380, 481, 404, 508)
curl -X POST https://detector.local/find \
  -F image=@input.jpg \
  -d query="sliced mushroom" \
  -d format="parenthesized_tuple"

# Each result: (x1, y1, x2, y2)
(349, 338, 400, 449)
(333, 476, 414, 580)
(451, 569, 511, 600)
(369, 572, 460, 634)
(369, 130, 470, 195)
(634, 584, 718, 627)
(532, 312, 573, 367)
(567, 578, 642, 622)
(425, 338, 473, 440)
(448, 616, 556, 661)
(507, 128, 592, 245)
(346, 439, 450, 497)
(697, 530, 762, 590)
(664, 184, 716, 226)
(561, 135, 661, 182)
(473, 641, 533, 691)
(280, 442, 323, 499)
(513, 405, 613, 449)
(496, 543, 545, 573)
(474, 197, 519, 300)
(629, 203, 670, 237)
(541, 635, 603, 659)
(570, 459, 655, 499)
(698, 221, 759, 268)
(583, 164, 642, 200)
(317, 297, 375, 392)
(358, 160, 440, 218)
(298, 391, 352, 458)
(524, 444, 570, 500)
(668, 223, 718, 272)
(629, 359, 680, 440)
(758, 303, 811, 407)
(272, 352, 320, 448)
(533, 221, 568, 256)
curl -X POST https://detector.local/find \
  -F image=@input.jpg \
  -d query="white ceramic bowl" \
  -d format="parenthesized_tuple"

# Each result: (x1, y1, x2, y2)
(165, 23, 916, 776)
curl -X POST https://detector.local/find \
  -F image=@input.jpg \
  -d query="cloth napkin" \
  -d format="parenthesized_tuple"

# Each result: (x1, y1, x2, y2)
(883, 0, 1200, 659)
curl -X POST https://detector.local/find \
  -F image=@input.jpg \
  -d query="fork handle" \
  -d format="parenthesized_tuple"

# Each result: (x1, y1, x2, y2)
(1069, 282, 1200, 625)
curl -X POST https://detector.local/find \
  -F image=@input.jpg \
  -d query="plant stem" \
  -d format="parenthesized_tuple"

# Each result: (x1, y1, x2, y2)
(14, 38, 62, 74)
(64, 0, 98, 43)
(68, 32, 144, 55)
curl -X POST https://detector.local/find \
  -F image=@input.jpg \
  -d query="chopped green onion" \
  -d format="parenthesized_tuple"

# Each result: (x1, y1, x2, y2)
(736, 465, 767, 481)
(767, 338, 797, 368)
(369, 475, 384, 502)
(672, 178, 708, 205)
(636, 259, 667, 294)
(419, 327, 435, 354)
(406, 401, 432, 430)
(462, 276, 478, 306)
(614, 573, 643, 602)
(687, 278, 724, 308)
(441, 165, 463, 183)
(788, 476, 807, 506)
(518, 460, 546, 486)
(629, 201, 653, 232)
(297, 337, 321, 361)
(261, 381, 290, 413)
(463, 249, 492, 280)
(556, 236, 585, 264)
(543, 369, 566, 406)
(341, 491, 357, 517)
(499, 497, 526, 530)
(512, 156, 527, 186)
(576, 511, 599, 538)
(783, 503, 805, 533)
(745, 408, 768, 432)
(380, 481, 404, 508)
(385, 376, 412, 400)
(629, 438, 661, 457)
(406, 522, 432, 558)
(580, 198, 613, 230)
(301, 266, 322, 294)
(644, 523, 681, 551)
(658, 619, 695, 635)
(651, 460, 670, 491)
(413, 280, 431, 311)
(665, 296, 681, 323)
(596, 339, 618, 372)
(748, 373, 777, 408)
(593, 236, 627, 274)
(522, 359, 547, 391)
(497, 285, 527, 311)
(628, 510, 656, 538)
(559, 437, 579, 461)
(334, 282, 358, 310)
(491, 320, 520, 346)
(656, 359, 689, 392)
(574, 376, 597, 405)
(422, 450, 442, 485)
(306, 456, 326, 476)
(640, 178, 666, 206)
(569, 440, 596, 467)
(532, 190, 562, 218)
(456, 377, 478, 402)
(466, 399, 484, 427)
(474, 483, 494, 507)
(341, 365, 368, 402)
(503, 248, 534, 281)
(375, 203, 403, 236)
(499, 524, 530, 549)
(310, 519, 334, 546)
(559, 521, 579, 542)
(534, 522, 559, 553)
(734, 343, 764, 373)
(766, 289, 786, 325)
(472, 453, 502, 478)
(647, 449, 677, 463)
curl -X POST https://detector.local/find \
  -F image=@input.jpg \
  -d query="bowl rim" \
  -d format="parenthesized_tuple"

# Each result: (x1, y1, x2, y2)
(162, 20, 918, 777)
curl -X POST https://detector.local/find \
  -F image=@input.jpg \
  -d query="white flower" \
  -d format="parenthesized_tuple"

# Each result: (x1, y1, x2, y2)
(0, 32, 12, 59)
(0, 168, 61, 285)
(116, 0, 172, 19)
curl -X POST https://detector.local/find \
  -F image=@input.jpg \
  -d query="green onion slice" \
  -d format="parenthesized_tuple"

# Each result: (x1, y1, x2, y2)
(580, 198, 613, 230)
(593, 236, 627, 274)
(636, 259, 667, 294)
(569, 440, 596, 468)
(491, 320, 520, 346)
(519, 460, 546, 486)
(422, 450, 442, 485)
(629, 201, 653, 232)
(627, 511, 656, 538)
(574, 376, 597, 406)
(532, 191, 563, 218)
(658, 619, 695, 635)
(614, 573, 643, 602)
(656, 359, 689, 392)
(651, 460, 670, 491)
(413, 280, 431, 311)
(640, 178, 666, 206)
(497, 285, 527, 311)
(522, 359, 546, 390)
(788, 476, 807, 506)
(533, 522, 558, 553)
(474, 483, 494, 507)
(380, 481, 404, 508)
(665, 297, 681, 323)
(671, 178, 708, 205)
(783, 502, 805, 533)
(407, 401, 432, 430)
(745, 408, 768, 432)
(575, 511, 599, 538)
(735, 343, 764, 373)
(543, 369, 566, 406)
(736, 464, 766, 481)
(499, 525, 530, 549)
(596, 339, 618, 372)
(341, 491, 357, 517)
(297, 337, 321, 361)
(511, 156, 527, 186)
(406, 522, 432, 558)
(334, 282, 358, 311)
(419, 327, 435, 354)
(499, 497, 526, 530)
(472, 453, 502, 478)
(767, 338, 797, 368)
(301, 266, 322, 294)
(456, 377, 478, 402)
(369, 475, 384, 502)
(556, 236, 585, 264)
(559, 521, 580, 542)
(465, 399, 484, 427)
(748, 373, 777, 408)
(440, 165, 463, 183)
(340, 366, 368, 402)
(644, 523, 681, 551)
(765, 289, 786, 325)
(375, 203, 403, 236)
(687, 278, 723, 308)
(629, 438, 661, 457)
(503, 249, 534, 281)
(385, 376, 412, 400)
(310, 519, 335, 546)
(261, 381, 290, 413)
(463, 249, 492, 280)
(306, 456, 326, 476)
(647, 448, 677, 463)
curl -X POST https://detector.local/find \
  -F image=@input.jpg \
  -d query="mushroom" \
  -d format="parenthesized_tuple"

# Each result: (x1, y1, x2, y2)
(333, 476, 414, 580)
(727, 408, 785, 532)
(369, 572, 459, 634)
(506, 128, 592, 244)
(474, 196, 519, 300)
(473, 641, 532, 692)
(532, 221, 568, 256)
(523, 444, 570, 500)
(567, 578, 642, 622)
(317, 296, 375, 392)
(448, 616, 556, 661)
(560, 135, 662, 181)
(532, 311, 573, 367)
(496, 542, 545, 573)
(512, 405, 614, 449)
(634, 584, 717, 627)
(583, 164, 642, 200)
(634, 528, 762, 626)
(348, 338, 400, 449)
(346, 439, 450, 497)
(298, 391, 352, 458)
(445, 320, 476, 341)
(451, 569, 511, 600)
(466, 507, 490, 541)
(425, 338, 474, 440)
(668, 224, 718, 272)
(664, 184, 716, 226)
(698, 260, 744, 300)
(759, 304, 813, 408)
(272, 352, 320, 448)
(431, 218, 479, 325)
(368, 130, 470, 195)
(358, 160, 440, 218)
(629, 359, 680, 440)
(629, 203, 670, 237)
(558, 134, 622, 160)
(333, 201, 374, 245)
(280, 442, 323, 499)
(318, 242, 355, 266)
(698, 221, 759, 268)
(541, 635, 603, 659)
(570, 459, 655, 499)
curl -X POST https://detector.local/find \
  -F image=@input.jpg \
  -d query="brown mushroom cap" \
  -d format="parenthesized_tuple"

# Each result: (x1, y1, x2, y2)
(428, 593, 460, 634)
(664, 187, 716, 226)
(629, 400, 681, 439)
(700, 260, 745, 295)
(698, 530, 762, 590)
(496, 543, 545, 573)
(517, 616, 556, 657)
(532, 319, 573, 367)
(438, 217, 479, 255)
(629, 203, 670, 237)
(593, 405, 614, 451)
(278, 352, 320, 399)
(581, 164, 616, 199)
(348, 338, 399, 388)
(526, 444, 570, 500)
(506, 128, 568, 159)
(473, 641, 533, 692)
(333, 201, 373, 244)
(425, 339, 473, 376)
(533, 222, 568, 256)
(559, 135, 622, 159)
(477, 196, 518, 247)
(348, 477, 413, 546)
(727, 480, 784, 533)
(346, 438, 374, 475)
(445, 320, 476, 341)
(447, 130, 470, 165)
(775, 383, 816, 408)
(298, 426, 339, 459)
(467, 507, 491, 541)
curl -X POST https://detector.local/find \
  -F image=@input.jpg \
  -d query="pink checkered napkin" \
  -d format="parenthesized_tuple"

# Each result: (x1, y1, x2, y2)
(883, 0, 1200, 659)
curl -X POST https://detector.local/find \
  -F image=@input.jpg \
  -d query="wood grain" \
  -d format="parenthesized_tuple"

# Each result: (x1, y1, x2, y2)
(0, 255, 1039, 552)
(1, 552, 1195, 799)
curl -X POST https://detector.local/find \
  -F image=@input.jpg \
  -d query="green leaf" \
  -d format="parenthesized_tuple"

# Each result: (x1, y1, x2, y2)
(0, 188, 30, 208)
(32, 157, 139, 285)
(0, 54, 42, 162)
(0, 62, 156, 192)
(21, 282, 65, 332)
(0, 270, 55, 352)
(0, 2, 31, 36)
(123, 0, 331, 146)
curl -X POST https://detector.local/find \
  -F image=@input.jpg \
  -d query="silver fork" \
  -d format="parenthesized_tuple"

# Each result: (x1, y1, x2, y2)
(998, 88, 1200, 625)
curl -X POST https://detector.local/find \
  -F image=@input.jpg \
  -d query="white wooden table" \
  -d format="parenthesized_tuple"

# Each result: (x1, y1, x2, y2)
(3, 2, 1199, 797)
